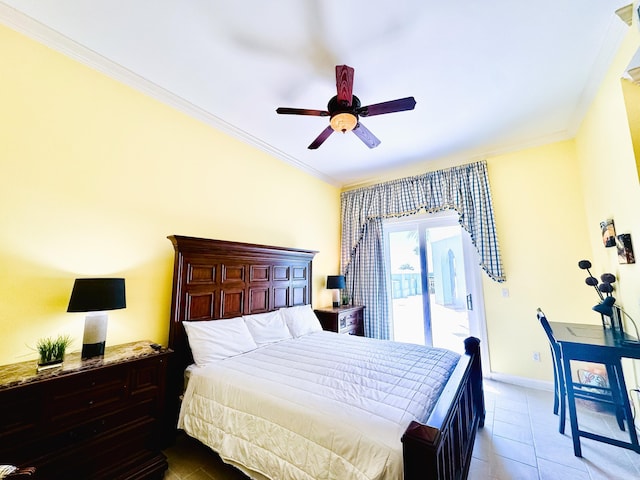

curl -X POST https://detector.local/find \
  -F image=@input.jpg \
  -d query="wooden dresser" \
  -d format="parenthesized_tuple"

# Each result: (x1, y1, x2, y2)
(0, 341, 171, 480)
(314, 305, 365, 336)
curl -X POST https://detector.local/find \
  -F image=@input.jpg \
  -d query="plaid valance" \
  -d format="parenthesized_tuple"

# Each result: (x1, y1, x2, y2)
(341, 160, 505, 283)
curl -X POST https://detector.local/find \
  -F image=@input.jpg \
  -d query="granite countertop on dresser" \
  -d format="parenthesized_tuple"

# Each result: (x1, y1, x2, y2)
(0, 340, 171, 390)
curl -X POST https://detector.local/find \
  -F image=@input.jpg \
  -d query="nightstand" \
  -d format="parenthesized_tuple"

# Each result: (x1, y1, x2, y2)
(314, 305, 365, 336)
(0, 341, 171, 480)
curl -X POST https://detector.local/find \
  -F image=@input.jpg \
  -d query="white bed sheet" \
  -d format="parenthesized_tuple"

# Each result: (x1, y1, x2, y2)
(178, 331, 460, 480)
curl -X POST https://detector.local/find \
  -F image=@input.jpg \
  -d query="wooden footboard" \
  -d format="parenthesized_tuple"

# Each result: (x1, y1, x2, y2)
(402, 337, 484, 480)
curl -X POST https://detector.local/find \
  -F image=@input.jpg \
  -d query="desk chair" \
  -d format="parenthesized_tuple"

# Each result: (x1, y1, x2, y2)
(536, 309, 626, 434)
(537, 309, 567, 433)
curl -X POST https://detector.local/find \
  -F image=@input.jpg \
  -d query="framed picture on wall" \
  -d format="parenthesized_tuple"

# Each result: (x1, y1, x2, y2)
(616, 233, 635, 264)
(600, 218, 616, 247)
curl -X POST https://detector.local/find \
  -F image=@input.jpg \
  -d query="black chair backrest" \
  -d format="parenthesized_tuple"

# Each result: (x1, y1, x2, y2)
(537, 308, 562, 358)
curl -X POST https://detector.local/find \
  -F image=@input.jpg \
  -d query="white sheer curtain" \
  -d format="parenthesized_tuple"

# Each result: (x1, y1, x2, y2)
(341, 160, 504, 339)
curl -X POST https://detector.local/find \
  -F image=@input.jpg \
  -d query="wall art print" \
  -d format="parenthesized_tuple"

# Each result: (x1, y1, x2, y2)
(600, 218, 616, 247)
(616, 233, 635, 264)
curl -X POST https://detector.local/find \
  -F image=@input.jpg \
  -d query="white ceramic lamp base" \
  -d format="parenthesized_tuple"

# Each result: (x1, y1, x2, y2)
(332, 289, 340, 308)
(82, 311, 108, 358)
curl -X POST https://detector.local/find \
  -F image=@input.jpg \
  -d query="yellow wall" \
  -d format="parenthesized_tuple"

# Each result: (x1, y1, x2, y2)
(473, 24, 640, 386)
(577, 26, 640, 321)
(621, 78, 640, 180)
(0, 25, 341, 366)
(481, 141, 596, 381)
(575, 25, 640, 386)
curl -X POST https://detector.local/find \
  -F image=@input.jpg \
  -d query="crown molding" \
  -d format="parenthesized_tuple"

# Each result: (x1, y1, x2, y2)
(0, 3, 340, 187)
(567, 11, 628, 135)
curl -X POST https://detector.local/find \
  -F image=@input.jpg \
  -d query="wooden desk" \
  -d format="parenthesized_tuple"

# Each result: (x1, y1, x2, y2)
(549, 322, 640, 456)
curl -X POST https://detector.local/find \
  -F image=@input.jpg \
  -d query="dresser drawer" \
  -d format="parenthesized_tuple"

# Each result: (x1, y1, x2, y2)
(47, 365, 129, 427)
(342, 325, 360, 335)
(34, 416, 161, 480)
(130, 356, 164, 399)
(0, 383, 42, 456)
(48, 399, 157, 450)
(339, 311, 360, 329)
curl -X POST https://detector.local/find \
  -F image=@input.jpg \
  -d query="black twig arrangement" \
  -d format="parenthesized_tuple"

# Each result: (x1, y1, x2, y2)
(577, 259, 616, 301)
(577, 260, 640, 340)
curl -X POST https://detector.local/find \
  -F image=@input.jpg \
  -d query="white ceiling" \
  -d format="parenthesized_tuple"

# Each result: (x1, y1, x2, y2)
(0, 1, 632, 187)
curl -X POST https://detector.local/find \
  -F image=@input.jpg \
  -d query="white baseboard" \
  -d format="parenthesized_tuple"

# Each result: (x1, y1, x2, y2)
(485, 372, 554, 392)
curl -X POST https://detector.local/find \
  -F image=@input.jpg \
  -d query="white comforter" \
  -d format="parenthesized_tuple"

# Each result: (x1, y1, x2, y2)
(178, 331, 460, 480)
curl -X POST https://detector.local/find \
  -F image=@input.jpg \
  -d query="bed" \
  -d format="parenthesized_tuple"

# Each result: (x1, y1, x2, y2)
(167, 235, 485, 480)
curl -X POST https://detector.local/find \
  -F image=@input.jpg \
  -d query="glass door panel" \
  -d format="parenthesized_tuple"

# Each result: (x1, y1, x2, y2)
(385, 214, 475, 354)
(427, 225, 470, 352)
(387, 227, 426, 345)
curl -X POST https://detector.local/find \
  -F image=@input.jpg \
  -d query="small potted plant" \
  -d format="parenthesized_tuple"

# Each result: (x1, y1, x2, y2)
(36, 334, 72, 372)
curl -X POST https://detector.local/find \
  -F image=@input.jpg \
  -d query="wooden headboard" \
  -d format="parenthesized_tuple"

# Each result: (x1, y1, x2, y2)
(167, 235, 317, 371)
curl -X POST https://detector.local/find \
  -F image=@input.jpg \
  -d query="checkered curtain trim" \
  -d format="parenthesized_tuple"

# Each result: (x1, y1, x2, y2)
(341, 161, 504, 338)
(349, 218, 391, 339)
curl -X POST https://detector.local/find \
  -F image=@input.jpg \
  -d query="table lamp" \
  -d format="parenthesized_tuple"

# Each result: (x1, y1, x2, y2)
(592, 296, 625, 333)
(326, 275, 345, 308)
(67, 278, 126, 358)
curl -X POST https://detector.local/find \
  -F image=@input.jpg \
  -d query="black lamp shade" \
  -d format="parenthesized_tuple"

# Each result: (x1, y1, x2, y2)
(326, 275, 346, 290)
(67, 278, 126, 312)
(593, 296, 615, 317)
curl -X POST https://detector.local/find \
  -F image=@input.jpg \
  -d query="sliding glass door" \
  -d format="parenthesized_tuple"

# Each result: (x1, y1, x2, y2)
(384, 212, 486, 354)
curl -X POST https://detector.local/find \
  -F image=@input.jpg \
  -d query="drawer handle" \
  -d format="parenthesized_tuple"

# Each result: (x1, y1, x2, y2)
(88, 400, 94, 407)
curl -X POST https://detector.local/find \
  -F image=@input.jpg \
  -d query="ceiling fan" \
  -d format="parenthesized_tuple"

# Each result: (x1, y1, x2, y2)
(276, 65, 416, 149)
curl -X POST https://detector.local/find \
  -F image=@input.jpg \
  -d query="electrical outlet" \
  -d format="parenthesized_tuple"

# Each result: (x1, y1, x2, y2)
(532, 351, 541, 362)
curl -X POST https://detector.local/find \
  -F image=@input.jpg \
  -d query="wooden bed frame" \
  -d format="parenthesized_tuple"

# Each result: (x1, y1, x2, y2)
(167, 235, 485, 480)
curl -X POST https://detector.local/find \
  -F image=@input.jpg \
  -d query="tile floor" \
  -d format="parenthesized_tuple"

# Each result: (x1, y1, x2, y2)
(162, 378, 640, 479)
(470, 379, 639, 480)
(163, 432, 247, 480)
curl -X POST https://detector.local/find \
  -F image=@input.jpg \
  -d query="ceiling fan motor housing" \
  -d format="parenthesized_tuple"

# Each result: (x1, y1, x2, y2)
(328, 95, 360, 132)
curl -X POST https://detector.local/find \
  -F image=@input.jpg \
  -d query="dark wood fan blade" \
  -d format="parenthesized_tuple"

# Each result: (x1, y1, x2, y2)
(352, 122, 381, 149)
(276, 107, 329, 116)
(357, 96, 416, 117)
(335, 65, 354, 107)
(308, 126, 334, 149)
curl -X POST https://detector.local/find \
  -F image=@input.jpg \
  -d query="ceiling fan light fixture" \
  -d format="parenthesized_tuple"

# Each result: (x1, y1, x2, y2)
(330, 112, 358, 133)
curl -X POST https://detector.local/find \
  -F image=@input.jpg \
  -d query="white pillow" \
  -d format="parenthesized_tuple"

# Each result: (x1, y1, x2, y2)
(243, 310, 292, 346)
(183, 317, 258, 366)
(280, 304, 323, 337)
